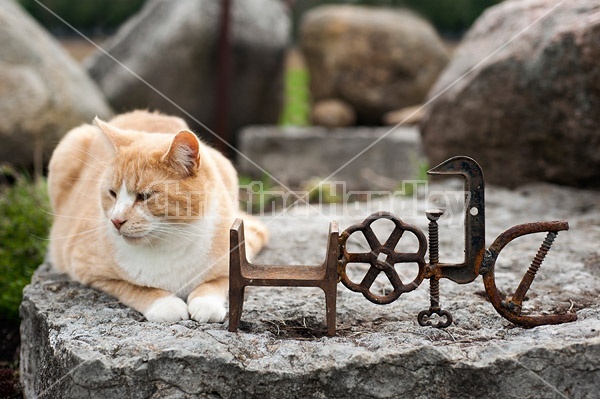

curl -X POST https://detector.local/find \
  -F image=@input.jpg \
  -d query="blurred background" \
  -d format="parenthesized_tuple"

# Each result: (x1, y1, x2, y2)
(11, 0, 501, 153)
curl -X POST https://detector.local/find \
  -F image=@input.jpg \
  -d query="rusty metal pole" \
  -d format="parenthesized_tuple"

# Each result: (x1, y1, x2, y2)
(214, 0, 233, 157)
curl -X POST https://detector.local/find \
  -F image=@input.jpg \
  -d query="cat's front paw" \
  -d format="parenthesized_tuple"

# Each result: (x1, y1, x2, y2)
(188, 296, 226, 323)
(144, 296, 190, 322)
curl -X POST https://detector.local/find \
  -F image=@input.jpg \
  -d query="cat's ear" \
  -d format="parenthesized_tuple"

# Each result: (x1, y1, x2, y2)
(162, 130, 201, 176)
(94, 117, 132, 153)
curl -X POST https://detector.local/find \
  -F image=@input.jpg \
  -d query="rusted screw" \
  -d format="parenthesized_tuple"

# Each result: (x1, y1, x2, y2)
(429, 277, 440, 310)
(418, 209, 452, 328)
(504, 231, 558, 313)
(426, 209, 444, 266)
(426, 209, 444, 309)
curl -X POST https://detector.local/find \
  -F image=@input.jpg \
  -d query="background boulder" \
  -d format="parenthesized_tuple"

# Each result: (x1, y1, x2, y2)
(0, 0, 112, 170)
(300, 5, 448, 125)
(86, 0, 290, 146)
(421, 0, 600, 188)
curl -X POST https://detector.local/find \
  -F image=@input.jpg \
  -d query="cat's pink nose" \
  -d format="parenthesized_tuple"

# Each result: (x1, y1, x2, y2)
(111, 218, 126, 230)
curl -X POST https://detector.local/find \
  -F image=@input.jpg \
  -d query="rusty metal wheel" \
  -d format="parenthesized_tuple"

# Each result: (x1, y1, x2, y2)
(338, 211, 427, 304)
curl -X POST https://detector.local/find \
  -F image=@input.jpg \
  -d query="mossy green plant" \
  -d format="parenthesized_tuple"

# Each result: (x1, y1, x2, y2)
(302, 178, 344, 204)
(279, 67, 311, 127)
(239, 173, 279, 214)
(398, 158, 429, 197)
(0, 169, 51, 322)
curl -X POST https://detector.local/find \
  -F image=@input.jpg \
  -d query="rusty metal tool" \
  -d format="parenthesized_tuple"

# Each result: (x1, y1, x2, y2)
(426, 156, 486, 283)
(428, 156, 577, 328)
(338, 211, 427, 304)
(228, 219, 339, 336)
(228, 156, 578, 335)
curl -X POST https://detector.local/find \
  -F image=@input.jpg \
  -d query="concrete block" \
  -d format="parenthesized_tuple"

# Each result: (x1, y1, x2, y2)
(237, 126, 424, 190)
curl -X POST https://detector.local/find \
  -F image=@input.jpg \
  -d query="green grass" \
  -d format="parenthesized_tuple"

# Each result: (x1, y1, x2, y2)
(0, 170, 51, 322)
(397, 158, 429, 197)
(239, 173, 278, 214)
(301, 178, 345, 204)
(279, 67, 311, 127)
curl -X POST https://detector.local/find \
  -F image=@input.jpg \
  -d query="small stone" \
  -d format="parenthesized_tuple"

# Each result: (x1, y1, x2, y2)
(382, 105, 425, 126)
(310, 99, 356, 128)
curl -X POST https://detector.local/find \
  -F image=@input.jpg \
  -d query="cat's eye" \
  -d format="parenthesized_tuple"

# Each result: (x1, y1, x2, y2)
(136, 192, 153, 202)
(109, 189, 117, 198)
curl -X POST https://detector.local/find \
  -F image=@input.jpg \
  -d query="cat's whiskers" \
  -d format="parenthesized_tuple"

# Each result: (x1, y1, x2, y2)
(148, 225, 201, 247)
(145, 231, 179, 249)
(42, 225, 106, 241)
(59, 228, 105, 250)
(159, 221, 220, 235)
(33, 226, 104, 255)
(109, 222, 197, 248)
(41, 209, 104, 221)
(161, 223, 227, 250)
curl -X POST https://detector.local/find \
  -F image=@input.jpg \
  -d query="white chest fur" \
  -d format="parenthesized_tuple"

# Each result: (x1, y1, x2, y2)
(112, 201, 219, 299)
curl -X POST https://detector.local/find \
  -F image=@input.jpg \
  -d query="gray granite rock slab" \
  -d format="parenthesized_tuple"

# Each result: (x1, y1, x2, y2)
(21, 182, 600, 398)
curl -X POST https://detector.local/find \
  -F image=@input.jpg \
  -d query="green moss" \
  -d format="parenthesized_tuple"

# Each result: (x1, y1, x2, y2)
(279, 67, 311, 127)
(398, 158, 429, 197)
(0, 173, 51, 322)
(239, 173, 279, 214)
(302, 178, 344, 204)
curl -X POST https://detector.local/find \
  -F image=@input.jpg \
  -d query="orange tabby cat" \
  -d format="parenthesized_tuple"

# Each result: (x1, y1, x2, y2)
(48, 110, 268, 322)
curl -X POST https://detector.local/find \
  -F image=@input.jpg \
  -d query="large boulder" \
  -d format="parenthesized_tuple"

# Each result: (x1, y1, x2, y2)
(0, 0, 112, 169)
(421, 0, 600, 188)
(20, 182, 600, 398)
(300, 5, 448, 125)
(85, 0, 289, 145)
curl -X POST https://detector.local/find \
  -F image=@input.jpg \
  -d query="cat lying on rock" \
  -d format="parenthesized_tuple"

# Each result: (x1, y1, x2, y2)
(47, 110, 269, 323)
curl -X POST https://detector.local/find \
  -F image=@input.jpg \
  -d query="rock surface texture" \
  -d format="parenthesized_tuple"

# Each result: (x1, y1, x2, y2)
(85, 0, 289, 144)
(0, 0, 112, 168)
(300, 5, 448, 125)
(421, 0, 600, 188)
(21, 182, 600, 398)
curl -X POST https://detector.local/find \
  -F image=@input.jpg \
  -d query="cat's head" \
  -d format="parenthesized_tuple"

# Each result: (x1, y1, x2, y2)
(95, 118, 210, 246)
